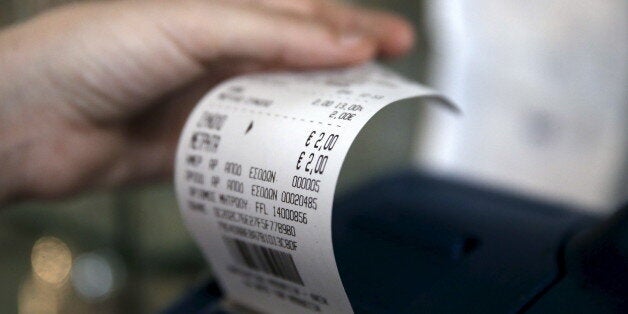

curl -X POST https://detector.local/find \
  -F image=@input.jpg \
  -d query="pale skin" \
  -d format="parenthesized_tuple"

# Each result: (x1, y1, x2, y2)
(0, 0, 414, 204)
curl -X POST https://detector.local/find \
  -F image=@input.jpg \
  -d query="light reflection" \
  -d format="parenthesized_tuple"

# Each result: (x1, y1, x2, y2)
(71, 252, 117, 301)
(18, 236, 72, 314)
(17, 275, 67, 314)
(31, 236, 72, 286)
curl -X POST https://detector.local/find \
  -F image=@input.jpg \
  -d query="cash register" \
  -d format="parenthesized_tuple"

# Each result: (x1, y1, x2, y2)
(165, 171, 628, 313)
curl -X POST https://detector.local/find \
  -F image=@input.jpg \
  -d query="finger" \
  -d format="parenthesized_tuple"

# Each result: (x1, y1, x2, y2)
(147, 0, 377, 69)
(311, 2, 415, 58)
(351, 7, 415, 57)
(227, 0, 322, 16)
(234, 0, 413, 56)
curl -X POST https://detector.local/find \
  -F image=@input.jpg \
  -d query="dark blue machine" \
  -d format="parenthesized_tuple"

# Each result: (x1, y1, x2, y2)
(166, 173, 628, 313)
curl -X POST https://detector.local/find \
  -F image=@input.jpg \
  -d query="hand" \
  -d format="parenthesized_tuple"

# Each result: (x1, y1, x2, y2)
(0, 0, 414, 203)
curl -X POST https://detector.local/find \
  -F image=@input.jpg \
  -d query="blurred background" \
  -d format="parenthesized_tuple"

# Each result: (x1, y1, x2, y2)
(0, 0, 625, 313)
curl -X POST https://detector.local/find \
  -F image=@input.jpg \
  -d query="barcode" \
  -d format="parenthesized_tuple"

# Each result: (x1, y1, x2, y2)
(224, 237, 304, 285)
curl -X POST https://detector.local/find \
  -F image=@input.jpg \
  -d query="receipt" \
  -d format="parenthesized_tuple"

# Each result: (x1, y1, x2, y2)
(175, 64, 453, 313)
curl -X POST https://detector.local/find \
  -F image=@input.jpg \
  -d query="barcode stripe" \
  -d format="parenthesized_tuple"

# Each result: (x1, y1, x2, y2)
(223, 237, 304, 285)
(265, 249, 280, 277)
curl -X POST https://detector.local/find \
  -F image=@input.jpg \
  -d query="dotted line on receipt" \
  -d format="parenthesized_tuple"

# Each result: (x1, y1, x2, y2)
(211, 104, 343, 128)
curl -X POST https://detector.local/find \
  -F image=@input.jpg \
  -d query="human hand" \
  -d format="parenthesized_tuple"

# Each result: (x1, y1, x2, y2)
(0, 0, 414, 203)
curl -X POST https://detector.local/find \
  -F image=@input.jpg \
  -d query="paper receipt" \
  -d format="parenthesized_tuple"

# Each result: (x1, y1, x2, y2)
(175, 63, 453, 313)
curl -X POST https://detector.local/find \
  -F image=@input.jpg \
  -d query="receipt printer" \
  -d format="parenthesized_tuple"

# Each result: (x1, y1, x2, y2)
(166, 172, 627, 313)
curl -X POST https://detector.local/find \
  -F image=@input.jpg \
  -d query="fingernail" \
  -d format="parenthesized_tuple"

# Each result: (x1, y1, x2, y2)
(338, 32, 366, 47)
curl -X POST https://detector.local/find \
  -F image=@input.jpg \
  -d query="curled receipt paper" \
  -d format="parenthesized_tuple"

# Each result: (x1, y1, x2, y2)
(175, 63, 455, 313)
